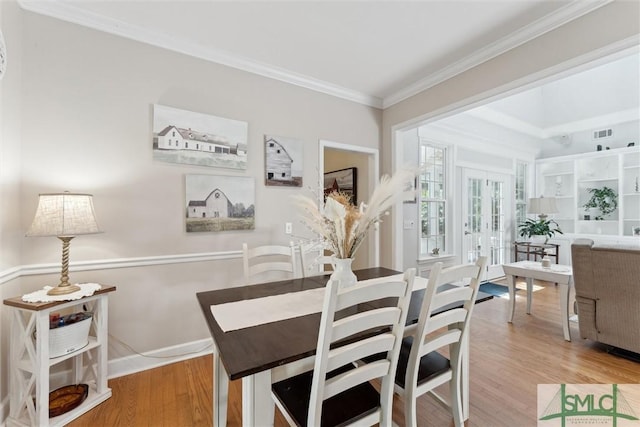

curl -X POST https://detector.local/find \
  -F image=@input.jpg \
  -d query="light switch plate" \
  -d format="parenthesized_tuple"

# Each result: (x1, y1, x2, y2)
(285, 222, 292, 234)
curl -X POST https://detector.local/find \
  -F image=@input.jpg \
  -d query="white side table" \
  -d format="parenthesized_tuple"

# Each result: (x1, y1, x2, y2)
(3, 285, 116, 427)
(502, 261, 573, 341)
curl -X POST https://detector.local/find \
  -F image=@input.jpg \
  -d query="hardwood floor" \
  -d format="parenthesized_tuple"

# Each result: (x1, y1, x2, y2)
(68, 279, 640, 427)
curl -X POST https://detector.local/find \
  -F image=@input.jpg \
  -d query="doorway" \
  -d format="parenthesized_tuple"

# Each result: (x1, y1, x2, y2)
(462, 168, 512, 280)
(319, 140, 379, 269)
(391, 44, 638, 272)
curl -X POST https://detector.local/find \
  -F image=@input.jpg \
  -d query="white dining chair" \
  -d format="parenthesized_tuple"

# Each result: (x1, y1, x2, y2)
(271, 269, 416, 426)
(395, 257, 487, 427)
(299, 242, 334, 277)
(242, 242, 299, 285)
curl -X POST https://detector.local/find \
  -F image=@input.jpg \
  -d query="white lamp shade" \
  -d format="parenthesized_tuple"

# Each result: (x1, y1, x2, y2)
(527, 196, 558, 215)
(26, 193, 102, 237)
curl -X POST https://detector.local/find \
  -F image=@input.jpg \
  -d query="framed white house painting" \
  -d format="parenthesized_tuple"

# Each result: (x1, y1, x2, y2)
(185, 174, 255, 232)
(153, 104, 248, 170)
(264, 135, 303, 187)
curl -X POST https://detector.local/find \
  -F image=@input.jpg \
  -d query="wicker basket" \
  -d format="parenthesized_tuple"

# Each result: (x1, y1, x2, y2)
(49, 314, 92, 358)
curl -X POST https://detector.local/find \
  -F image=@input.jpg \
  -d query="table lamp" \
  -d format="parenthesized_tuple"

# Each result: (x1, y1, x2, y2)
(26, 192, 102, 295)
(527, 195, 558, 220)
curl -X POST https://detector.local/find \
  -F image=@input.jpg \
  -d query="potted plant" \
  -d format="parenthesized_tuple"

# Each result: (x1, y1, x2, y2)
(583, 186, 618, 220)
(518, 218, 563, 243)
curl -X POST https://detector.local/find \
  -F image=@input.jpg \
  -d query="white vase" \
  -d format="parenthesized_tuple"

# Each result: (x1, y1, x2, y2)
(329, 257, 357, 288)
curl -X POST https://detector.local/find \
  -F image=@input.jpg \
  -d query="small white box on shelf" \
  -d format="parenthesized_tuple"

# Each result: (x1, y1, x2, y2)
(50, 313, 92, 358)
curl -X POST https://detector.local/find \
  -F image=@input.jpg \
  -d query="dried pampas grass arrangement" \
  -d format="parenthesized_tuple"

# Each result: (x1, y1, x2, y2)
(292, 167, 417, 259)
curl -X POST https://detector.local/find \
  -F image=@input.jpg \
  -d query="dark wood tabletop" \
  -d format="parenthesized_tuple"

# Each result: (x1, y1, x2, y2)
(197, 267, 492, 381)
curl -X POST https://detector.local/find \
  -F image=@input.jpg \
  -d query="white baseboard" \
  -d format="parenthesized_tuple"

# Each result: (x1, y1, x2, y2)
(107, 337, 214, 380)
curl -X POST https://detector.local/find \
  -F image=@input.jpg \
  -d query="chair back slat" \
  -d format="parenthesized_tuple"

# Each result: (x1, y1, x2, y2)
(326, 334, 395, 372)
(431, 286, 474, 310)
(432, 263, 482, 287)
(324, 360, 390, 400)
(249, 245, 295, 258)
(335, 278, 407, 310)
(424, 308, 467, 335)
(307, 269, 415, 426)
(419, 329, 462, 358)
(332, 308, 400, 343)
(248, 261, 294, 276)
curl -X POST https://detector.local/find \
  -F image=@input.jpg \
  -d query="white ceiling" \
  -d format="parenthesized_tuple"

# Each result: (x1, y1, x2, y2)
(467, 51, 640, 136)
(18, 0, 610, 108)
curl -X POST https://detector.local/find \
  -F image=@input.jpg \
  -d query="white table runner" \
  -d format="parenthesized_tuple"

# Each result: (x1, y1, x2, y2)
(211, 274, 427, 332)
(211, 287, 326, 332)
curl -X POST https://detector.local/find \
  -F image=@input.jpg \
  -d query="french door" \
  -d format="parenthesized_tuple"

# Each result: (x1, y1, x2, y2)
(462, 169, 512, 280)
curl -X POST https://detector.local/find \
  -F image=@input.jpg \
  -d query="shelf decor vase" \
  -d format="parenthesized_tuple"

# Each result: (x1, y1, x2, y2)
(329, 257, 357, 289)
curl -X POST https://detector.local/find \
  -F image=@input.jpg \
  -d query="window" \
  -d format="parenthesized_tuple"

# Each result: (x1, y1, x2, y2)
(515, 161, 528, 228)
(419, 142, 447, 256)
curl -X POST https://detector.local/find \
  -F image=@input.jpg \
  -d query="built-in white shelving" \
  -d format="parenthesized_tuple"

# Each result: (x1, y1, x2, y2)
(536, 146, 640, 237)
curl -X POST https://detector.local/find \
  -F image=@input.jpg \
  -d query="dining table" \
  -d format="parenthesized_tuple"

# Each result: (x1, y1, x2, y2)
(197, 267, 493, 427)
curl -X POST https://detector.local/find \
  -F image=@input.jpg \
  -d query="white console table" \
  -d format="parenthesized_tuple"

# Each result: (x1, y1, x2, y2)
(3, 285, 116, 427)
(502, 261, 573, 341)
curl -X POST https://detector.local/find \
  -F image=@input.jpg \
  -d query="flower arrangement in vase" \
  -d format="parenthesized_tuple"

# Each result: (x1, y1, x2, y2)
(292, 168, 416, 285)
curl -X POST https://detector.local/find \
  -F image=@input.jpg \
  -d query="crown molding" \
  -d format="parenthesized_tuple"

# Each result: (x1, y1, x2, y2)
(466, 106, 546, 139)
(17, 0, 383, 108)
(382, 0, 613, 109)
(17, 0, 611, 111)
(422, 120, 542, 158)
(466, 106, 639, 139)
(543, 108, 639, 137)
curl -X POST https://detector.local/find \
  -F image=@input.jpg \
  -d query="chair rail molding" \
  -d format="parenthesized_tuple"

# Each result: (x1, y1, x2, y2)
(0, 250, 242, 286)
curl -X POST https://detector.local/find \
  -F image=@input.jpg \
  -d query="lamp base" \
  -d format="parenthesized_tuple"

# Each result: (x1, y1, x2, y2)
(47, 284, 81, 296)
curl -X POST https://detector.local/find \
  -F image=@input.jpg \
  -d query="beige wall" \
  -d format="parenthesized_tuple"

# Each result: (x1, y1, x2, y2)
(1, 0, 639, 415)
(380, 0, 640, 269)
(0, 5, 382, 404)
(0, 0, 25, 404)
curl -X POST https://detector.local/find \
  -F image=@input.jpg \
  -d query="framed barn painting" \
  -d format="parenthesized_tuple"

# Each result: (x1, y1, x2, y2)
(153, 104, 248, 170)
(324, 167, 357, 205)
(264, 135, 303, 187)
(185, 174, 255, 232)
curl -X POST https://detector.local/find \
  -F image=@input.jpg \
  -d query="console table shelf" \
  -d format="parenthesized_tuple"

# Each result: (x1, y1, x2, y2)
(3, 285, 116, 427)
(514, 242, 560, 264)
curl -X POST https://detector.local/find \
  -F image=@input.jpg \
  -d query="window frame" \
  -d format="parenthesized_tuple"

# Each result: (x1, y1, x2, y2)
(418, 140, 449, 258)
(515, 161, 529, 231)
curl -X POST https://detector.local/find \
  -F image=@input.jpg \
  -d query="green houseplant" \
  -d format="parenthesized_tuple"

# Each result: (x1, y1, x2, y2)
(583, 186, 618, 220)
(518, 218, 563, 243)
